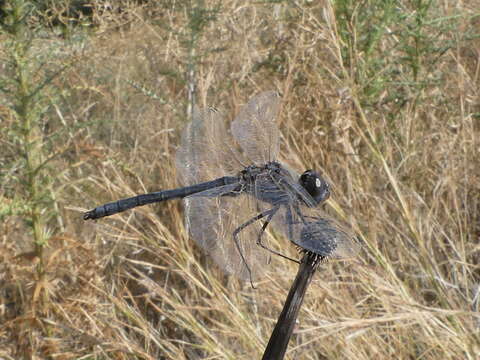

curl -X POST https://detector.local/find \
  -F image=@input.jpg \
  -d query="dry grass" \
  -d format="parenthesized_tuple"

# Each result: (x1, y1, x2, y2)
(1, 0, 479, 359)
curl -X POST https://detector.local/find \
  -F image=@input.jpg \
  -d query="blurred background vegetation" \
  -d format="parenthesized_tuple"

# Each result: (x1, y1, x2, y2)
(0, 0, 479, 359)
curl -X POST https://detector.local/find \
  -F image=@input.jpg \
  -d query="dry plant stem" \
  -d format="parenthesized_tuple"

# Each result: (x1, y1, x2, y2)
(262, 252, 321, 360)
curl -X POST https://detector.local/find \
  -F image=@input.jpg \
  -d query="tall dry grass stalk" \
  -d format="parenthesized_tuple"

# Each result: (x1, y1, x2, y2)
(1, 0, 479, 359)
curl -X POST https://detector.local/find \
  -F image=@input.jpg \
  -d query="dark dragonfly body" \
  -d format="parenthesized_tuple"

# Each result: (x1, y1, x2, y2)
(83, 176, 239, 220)
(83, 161, 328, 220)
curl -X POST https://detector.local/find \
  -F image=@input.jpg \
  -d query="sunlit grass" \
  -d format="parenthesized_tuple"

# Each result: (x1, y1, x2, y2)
(1, 0, 479, 359)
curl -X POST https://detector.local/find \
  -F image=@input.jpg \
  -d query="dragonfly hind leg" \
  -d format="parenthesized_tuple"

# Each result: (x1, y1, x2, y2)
(232, 206, 300, 287)
(233, 209, 274, 288)
(256, 206, 300, 265)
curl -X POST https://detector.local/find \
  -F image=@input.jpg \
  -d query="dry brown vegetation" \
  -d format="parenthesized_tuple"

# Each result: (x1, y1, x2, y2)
(1, 0, 479, 359)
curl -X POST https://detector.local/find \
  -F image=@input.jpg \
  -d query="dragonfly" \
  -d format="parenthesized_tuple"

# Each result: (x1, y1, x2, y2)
(84, 91, 358, 285)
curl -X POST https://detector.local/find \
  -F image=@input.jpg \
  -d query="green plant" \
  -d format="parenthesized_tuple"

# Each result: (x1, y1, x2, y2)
(0, 0, 77, 281)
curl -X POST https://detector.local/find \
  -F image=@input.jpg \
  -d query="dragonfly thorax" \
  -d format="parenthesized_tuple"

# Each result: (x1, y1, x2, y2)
(237, 162, 294, 205)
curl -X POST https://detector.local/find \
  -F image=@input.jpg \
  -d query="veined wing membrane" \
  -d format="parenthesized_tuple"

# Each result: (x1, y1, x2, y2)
(231, 91, 281, 165)
(271, 205, 359, 259)
(176, 106, 269, 279)
(185, 190, 270, 281)
(176, 106, 245, 185)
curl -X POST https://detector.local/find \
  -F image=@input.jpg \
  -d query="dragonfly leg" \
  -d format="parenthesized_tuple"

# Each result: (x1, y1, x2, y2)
(256, 206, 300, 265)
(233, 208, 276, 288)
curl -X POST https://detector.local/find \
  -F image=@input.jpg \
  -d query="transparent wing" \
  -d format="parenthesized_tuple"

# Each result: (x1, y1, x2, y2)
(271, 205, 360, 259)
(231, 91, 281, 165)
(176, 105, 269, 280)
(184, 190, 270, 281)
(176, 106, 245, 185)
(297, 216, 359, 258)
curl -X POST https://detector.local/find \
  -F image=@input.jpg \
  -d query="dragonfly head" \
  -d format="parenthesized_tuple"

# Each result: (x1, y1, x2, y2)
(299, 170, 330, 205)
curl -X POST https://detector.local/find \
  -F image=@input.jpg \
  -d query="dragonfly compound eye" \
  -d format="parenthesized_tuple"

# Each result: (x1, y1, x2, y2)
(299, 170, 330, 205)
